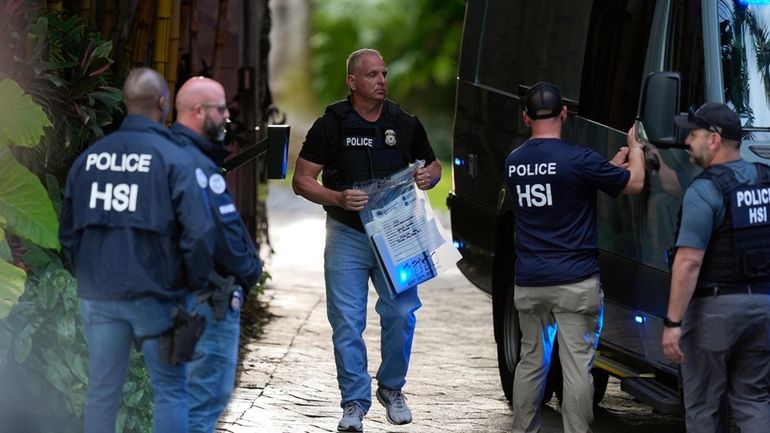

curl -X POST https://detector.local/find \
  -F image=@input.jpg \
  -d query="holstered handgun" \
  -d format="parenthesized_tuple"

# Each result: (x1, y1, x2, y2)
(158, 306, 207, 365)
(200, 272, 241, 320)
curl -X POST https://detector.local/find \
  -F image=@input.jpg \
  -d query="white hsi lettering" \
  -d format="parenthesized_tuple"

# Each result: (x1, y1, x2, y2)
(516, 183, 553, 207)
(749, 206, 768, 224)
(345, 137, 373, 147)
(85, 152, 152, 172)
(89, 182, 139, 212)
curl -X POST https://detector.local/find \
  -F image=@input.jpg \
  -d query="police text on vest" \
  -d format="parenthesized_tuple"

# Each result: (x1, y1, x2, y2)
(346, 137, 373, 147)
(85, 152, 152, 172)
(736, 187, 770, 224)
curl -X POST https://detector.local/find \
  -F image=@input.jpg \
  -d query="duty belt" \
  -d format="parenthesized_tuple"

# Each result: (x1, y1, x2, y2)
(692, 283, 770, 298)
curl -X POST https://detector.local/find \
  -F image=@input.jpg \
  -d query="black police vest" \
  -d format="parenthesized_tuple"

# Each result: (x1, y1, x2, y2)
(696, 163, 770, 287)
(320, 99, 415, 191)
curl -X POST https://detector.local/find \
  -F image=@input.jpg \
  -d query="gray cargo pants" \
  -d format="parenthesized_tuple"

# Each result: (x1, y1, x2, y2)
(511, 275, 602, 433)
(680, 293, 770, 433)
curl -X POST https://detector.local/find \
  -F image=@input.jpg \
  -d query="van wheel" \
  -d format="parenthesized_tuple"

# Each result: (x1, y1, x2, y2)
(592, 368, 609, 403)
(494, 281, 519, 403)
(545, 350, 610, 405)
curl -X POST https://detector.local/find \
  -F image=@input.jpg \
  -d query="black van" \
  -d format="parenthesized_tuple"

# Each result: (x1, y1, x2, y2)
(448, 0, 770, 413)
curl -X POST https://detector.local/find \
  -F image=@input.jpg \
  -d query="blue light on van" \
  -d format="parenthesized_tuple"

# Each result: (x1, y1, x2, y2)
(739, 0, 770, 5)
(634, 315, 646, 324)
(453, 157, 465, 167)
(453, 240, 465, 249)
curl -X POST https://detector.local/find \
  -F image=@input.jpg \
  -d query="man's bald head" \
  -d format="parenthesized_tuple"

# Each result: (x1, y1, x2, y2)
(123, 68, 170, 122)
(175, 77, 230, 140)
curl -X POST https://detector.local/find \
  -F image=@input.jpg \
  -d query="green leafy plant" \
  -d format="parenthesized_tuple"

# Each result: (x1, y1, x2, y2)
(0, 8, 150, 433)
(3, 11, 123, 183)
(0, 79, 56, 320)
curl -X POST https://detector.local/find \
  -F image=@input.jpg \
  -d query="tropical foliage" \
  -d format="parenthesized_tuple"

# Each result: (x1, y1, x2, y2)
(0, 6, 150, 433)
(2, 7, 124, 183)
(0, 79, 54, 320)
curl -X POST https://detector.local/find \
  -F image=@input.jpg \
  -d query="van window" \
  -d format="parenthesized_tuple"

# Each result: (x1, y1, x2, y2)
(668, 0, 705, 112)
(578, 0, 656, 132)
(476, 0, 591, 100)
(720, 0, 770, 136)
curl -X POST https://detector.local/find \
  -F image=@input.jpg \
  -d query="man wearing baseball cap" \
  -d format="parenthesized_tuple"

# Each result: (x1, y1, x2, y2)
(663, 102, 770, 432)
(505, 82, 646, 433)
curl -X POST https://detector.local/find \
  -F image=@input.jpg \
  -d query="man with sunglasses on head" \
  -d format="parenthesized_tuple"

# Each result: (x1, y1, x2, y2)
(662, 102, 770, 433)
(173, 76, 262, 433)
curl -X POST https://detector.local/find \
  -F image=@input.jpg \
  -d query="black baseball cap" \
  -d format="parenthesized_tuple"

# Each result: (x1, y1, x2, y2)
(525, 82, 564, 120)
(673, 102, 743, 141)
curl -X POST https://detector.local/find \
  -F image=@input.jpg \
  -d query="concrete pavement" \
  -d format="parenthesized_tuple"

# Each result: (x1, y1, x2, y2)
(216, 184, 513, 432)
(215, 183, 685, 433)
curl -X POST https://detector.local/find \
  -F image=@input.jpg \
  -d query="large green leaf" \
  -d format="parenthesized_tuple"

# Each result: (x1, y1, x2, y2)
(0, 79, 52, 148)
(0, 146, 60, 249)
(0, 259, 26, 320)
(0, 229, 10, 261)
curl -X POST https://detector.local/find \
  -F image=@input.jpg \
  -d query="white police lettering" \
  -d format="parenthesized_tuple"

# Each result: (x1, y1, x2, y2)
(735, 187, 770, 208)
(507, 162, 557, 177)
(85, 152, 152, 172)
(345, 137, 373, 147)
(89, 182, 138, 212)
(516, 183, 553, 207)
(734, 186, 770, 224)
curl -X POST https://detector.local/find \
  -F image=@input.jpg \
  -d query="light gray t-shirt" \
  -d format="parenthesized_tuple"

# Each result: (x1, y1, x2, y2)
(676, 159, 759, 249)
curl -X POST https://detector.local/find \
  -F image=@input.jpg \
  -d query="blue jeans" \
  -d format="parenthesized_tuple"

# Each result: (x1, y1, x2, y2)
(187, 298, 240, 433)
(80, 297, 188, 433)
(324, 217, 422, 412)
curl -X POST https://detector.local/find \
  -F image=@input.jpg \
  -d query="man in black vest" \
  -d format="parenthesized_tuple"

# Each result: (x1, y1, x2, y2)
(292, 48, 441, 432)
(662, 103, 770, 433)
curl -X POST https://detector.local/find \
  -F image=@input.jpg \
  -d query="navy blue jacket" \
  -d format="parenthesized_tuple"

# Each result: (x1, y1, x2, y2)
(505, 138, 629, 286)
(171, 123, 262, 291)
(60, 115, 215, 300)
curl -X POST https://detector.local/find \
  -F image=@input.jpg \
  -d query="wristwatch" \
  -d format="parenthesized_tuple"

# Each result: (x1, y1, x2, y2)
(663, 316, 682, 328)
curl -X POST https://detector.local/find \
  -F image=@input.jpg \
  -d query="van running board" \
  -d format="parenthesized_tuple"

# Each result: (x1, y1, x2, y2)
(621, 377, 682, 414)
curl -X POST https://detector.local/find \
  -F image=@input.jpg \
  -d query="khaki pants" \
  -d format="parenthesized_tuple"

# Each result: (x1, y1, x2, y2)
(511, 275, 602, 433)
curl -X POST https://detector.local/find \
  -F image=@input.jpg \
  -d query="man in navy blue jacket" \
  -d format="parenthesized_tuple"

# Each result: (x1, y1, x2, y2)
(172, 76, 262, 433)
(60, 67, 215, 433)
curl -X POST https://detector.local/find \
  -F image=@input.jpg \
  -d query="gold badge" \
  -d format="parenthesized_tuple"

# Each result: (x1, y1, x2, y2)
(385, 129, 397, 146)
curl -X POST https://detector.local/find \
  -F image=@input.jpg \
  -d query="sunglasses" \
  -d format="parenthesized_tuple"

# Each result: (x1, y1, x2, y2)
(687, 105, 722, 134)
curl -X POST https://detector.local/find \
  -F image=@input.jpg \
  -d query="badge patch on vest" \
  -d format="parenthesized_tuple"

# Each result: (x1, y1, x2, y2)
(385, 129, 396, 146)
(731, 184, 770, 228)
(209, 173, 227, 195)
(195, 168, 208, 189)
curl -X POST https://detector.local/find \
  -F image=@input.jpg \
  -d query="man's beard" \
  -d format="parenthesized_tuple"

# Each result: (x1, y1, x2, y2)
(203, 115, 226, 141)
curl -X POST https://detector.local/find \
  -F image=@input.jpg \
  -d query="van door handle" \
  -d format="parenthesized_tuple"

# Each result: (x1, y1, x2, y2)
(468, 153, 478, 179)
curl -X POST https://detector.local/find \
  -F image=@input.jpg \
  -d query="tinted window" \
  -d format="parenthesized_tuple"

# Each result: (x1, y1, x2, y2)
(668, 0, 705, 110)
(476, 0, 592, 100)
(578, 0, 656, 131)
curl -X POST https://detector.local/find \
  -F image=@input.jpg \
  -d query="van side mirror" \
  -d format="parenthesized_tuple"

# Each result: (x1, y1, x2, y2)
(638, 72, 685, 148)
